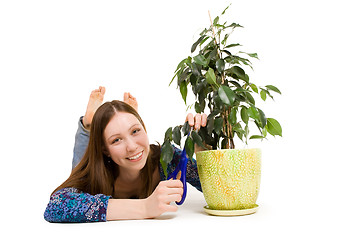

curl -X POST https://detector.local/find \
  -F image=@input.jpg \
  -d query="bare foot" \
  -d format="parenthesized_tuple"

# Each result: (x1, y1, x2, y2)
(124, 92, 138, 111)
(83, 86, 106, 129)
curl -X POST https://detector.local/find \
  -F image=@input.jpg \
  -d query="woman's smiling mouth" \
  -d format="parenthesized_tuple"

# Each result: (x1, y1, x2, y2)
(127, 151, 143, 162)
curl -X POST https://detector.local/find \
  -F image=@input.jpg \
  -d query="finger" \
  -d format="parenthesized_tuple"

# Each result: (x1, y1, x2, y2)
(194, 114, 201, 130)
(164, 179, 183, 188)
(99, 86, 106, 95)
(186, 113, 194, 127)
(164, 205, 178, 213)
(201, 113, 207, 127)
(128, 92, 136, 100)
(123, 92, 129, 101)
(166, 186, 183, 195)
(166, 194, 182, 204)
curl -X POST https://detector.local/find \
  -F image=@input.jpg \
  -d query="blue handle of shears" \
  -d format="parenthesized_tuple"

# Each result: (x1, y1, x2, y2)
(167, 147, 188, 205)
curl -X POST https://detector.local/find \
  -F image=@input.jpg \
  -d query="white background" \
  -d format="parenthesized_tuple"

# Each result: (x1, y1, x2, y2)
(1, 0, 359, 239)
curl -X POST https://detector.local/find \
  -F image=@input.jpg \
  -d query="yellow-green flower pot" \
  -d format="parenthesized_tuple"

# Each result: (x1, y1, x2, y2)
(196, 148, 261, 210)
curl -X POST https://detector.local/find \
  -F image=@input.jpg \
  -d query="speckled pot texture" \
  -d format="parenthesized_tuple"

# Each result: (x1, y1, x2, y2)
(196, 149, 261, 210)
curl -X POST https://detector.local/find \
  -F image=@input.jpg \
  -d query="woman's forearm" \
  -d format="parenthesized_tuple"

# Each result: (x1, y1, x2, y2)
(106, 199, 147, 220)
(107, 180, 183, 220)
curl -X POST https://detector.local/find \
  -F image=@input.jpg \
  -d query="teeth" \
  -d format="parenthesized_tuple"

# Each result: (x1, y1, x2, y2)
(128, 152, 142, 160)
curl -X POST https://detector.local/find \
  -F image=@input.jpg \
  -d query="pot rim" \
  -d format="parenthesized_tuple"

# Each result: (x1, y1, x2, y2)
(196, 148, 261, 156)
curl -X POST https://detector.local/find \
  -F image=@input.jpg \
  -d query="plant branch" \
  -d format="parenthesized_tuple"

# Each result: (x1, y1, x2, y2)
(208, 10, 219, 54)
(208, 10, 225, 84)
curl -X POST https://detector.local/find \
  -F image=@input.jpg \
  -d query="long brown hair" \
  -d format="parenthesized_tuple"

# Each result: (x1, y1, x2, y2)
(52, 100, 161, 198)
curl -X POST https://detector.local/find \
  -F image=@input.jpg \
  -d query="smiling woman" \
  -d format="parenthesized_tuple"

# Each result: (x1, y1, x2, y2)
(103, 112, 150, 174)
(44, 87, 206, 222)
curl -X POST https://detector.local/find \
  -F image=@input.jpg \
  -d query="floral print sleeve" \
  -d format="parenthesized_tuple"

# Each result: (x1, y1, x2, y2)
(159, 146, 202, 192)
(44, 188, 111, 223)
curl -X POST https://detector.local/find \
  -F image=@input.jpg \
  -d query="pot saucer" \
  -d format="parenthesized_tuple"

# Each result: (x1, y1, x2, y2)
(204, 204, 259, 216)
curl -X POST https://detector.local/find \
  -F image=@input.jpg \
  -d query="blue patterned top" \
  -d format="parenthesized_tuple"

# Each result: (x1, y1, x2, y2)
(44, 134, 202, 223)
(44, 188, 109, 223)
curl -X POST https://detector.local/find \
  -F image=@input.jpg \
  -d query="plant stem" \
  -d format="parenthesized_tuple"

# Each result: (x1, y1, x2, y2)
(221, 107, 235, 149)
(208, 10, 225, 84)
(222, 109, 229, 149)
(226, 107, 235, 149)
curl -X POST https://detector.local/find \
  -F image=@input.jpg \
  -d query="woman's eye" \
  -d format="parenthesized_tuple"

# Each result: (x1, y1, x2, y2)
(132, 129, 140, 134)
(112, 138, 120, 144)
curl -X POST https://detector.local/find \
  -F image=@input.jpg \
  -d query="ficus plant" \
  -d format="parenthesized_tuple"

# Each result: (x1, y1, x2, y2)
(160, 5, 282, 177)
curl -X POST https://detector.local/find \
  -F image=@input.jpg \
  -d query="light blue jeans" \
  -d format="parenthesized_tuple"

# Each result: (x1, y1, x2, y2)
(72, 117, 90, 169)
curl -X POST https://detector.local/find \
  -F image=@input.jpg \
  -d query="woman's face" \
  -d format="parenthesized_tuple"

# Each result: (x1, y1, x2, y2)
(103, 111, 150, 173)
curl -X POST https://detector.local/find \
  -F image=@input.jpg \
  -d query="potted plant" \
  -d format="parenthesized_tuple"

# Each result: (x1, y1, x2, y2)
(160, 5, 282, 215)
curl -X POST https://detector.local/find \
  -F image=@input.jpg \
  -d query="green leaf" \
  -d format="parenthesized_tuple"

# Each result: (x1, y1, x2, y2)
(170, 72, 178, 86)
(218, 85, 235, 105)
(258, 108, 267, 128)
(172, 126, 181, 146)
(160, 140, 174, 178)
(225, 43, 241, 48)
(250, 135, 264, 140)
(233, 122, 244, 136)
(247, 106, 259, 120)
(245, 92, 255, 105)
(213, 16, 219, 25)
(240, 106, 249, 124)
(260, 90, 267, 101)
(191, 36, 205, 53)
(229, 80, 243, 89)
(199, 36, 210, 47)
(206, 117, 214, 135)
(194, 54, 208, 67)
(178, 67, 190, 85)
(191, 131, 207, 150)
(260, 88, 274, 100)
(164, 127, 172, 141)
(208, 109, 221, 119)
(214, 94, 223, 109)
(266, 118, 282, 137)
(266, 85, 281, 94)
(170, 57, 189, 86)
(250, 84, 258, 93)
(194, 78, 206, 94)
(216, 59, 225, 73)
(205, 68, 218, 86)
(229, 107, 237, 125)
(194, 101, 203, 113)
(185, 136, 195, 160)
(248, 53, 259, 59)
(262, 127, 268, 138)
(221, 49, 232, 56)
(190, 62, 201, 77)
(214, 117, 223, 135)
(160, 160, 168, 179)
(221, 4, 231, 15)
(227, 22, 243, 29)
(180, 81, 187, 104)
(174, 57, 190, 73)
(221, 138, 229, 149)
(182, 121, 191, 136)
(229, 66, 248, 83)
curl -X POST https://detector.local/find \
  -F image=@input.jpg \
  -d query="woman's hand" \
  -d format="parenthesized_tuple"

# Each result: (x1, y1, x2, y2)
(144, 180, 183, 218)
(185, 113, 207, 130)
(123, 92, 138, 111)
(185, 113, 210, 152)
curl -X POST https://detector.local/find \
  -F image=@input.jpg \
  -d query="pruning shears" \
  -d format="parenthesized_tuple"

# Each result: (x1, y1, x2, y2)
(167, 144, 189, 205)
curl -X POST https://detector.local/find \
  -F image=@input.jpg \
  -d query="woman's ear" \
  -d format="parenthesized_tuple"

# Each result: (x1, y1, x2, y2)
(103, 147, 110, 157)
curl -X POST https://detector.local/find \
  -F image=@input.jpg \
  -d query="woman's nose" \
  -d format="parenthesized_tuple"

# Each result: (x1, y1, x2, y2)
(126, 138, 137, 152)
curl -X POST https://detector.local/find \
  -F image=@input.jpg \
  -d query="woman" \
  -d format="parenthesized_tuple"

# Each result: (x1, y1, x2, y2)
(44, 86, 207, 222)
